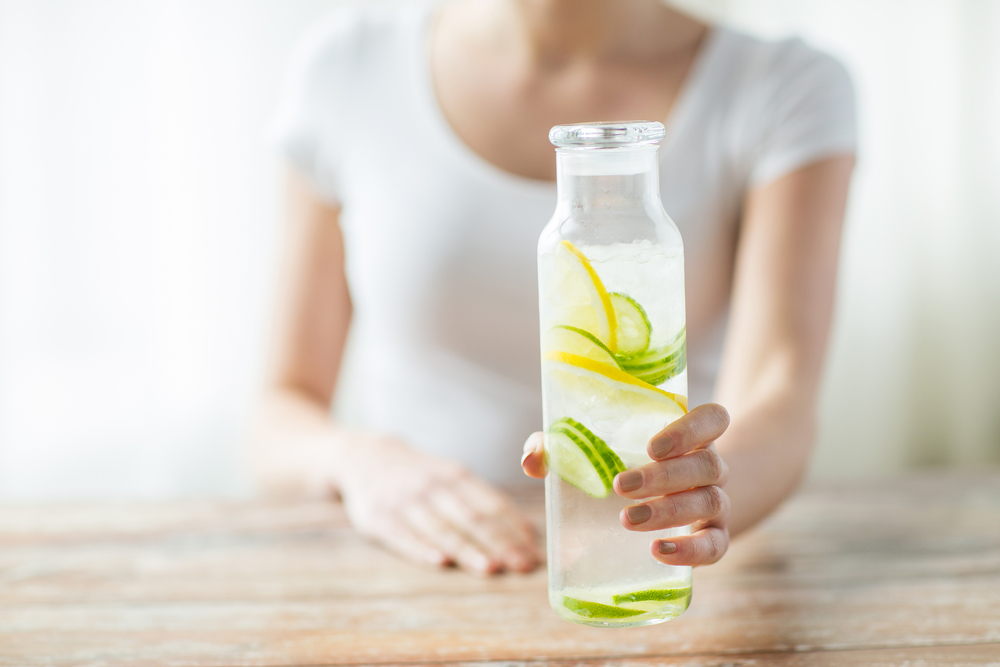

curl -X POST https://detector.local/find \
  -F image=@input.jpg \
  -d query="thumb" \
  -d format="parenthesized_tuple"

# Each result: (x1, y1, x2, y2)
(521, 432, 546, 479)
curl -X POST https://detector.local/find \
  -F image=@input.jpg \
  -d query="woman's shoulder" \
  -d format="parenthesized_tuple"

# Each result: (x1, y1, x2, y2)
(704, 26, 857, 185)
(287, 1, 428, 85)
(711, 26, 854, 104)
(273, 1, 430, 201)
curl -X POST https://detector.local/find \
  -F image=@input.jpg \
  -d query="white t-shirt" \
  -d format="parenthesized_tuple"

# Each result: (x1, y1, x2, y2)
(273, 1, 856, 484)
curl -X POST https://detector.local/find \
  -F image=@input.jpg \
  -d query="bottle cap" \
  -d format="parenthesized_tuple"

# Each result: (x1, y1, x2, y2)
(549, 121, 666, 148)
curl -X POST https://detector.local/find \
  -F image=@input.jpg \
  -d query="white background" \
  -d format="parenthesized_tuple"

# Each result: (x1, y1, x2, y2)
(1, 0, 998, 500)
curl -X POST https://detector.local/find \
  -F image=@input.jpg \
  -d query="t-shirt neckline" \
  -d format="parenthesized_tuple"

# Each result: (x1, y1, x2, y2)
(412, 2, 726, 193)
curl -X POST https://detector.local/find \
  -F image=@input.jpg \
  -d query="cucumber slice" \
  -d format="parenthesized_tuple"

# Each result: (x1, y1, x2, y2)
(622, 347, 686, 386)
(546, 418, 625, 498)
(562, 596, 646, 619)
(618, 326, 686, 369)
(545, 428, 609, 498)
(609, 293, 651, 356)
(544, 325, 620, 368)
(558, 417, 626, 481)
(617, 327, 687, 386)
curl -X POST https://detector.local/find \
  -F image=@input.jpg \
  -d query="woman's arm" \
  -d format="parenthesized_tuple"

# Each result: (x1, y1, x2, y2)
(714, 154, 855, 535)
(523, 154, 855, 563)
(253, 167, 541, 574)
(252, 167, 354, 498)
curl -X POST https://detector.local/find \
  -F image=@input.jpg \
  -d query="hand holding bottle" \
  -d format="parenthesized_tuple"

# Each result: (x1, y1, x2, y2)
(522, 403, 731, 567)
(610, 403, 731, 566)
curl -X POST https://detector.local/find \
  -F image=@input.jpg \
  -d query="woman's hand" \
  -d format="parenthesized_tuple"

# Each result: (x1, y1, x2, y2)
(612, 404, 731, 565)
(522, 403, 731, 566)
(339, 436, 541, 576)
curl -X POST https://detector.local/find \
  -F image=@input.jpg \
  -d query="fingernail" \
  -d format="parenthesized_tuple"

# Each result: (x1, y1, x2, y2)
(617, 470, 643, 492)
(658, 541, 677, 554)
(650, 435, 675, 460)
(626, 505, 651, 525)
(521, 438, 539, 465)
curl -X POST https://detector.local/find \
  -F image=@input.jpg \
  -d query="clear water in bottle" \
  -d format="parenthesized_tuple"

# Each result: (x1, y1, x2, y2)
(538, 122, 691, 627)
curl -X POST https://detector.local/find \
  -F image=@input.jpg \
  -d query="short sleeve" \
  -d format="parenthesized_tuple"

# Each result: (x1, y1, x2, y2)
(270, 14, 358, 205)
(748, 44, 857, 187)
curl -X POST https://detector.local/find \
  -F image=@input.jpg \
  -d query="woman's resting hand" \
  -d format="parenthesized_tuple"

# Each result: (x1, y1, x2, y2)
(339, 436, 542, 575)
(521, 403, 731, 567)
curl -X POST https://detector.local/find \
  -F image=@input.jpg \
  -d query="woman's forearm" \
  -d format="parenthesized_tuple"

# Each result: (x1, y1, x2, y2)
(711, 157, 853, 536)
(255, 167, 357, 499)
(251, 386, 358, 498)
(714, 389, 817, 536)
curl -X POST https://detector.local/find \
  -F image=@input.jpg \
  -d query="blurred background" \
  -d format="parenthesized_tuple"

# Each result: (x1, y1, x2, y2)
(0, 0, 998, 501)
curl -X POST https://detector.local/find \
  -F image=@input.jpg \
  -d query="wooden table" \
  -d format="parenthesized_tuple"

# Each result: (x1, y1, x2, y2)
(2, 474, 999, 666)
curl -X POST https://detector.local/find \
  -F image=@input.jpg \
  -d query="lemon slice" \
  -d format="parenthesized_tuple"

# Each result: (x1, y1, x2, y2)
(543, 352, 687, 465)
(544, 351, 688, 413)
(609, 293, 651, 356)
(544, 325, 619, 368)
(548, 241, 617, 351)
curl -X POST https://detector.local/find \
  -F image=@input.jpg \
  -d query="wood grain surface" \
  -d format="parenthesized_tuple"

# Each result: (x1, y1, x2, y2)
(1, 474, 998, 666)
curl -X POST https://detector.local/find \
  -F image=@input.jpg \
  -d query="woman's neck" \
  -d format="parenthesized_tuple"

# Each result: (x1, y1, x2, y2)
(501, 0, 706, 65)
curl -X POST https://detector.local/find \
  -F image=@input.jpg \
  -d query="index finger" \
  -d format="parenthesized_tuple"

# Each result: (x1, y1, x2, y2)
(648, 403, 729, 461)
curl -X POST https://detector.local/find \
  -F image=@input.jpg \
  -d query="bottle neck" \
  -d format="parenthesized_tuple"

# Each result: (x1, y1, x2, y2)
(555, 146, 661, 213)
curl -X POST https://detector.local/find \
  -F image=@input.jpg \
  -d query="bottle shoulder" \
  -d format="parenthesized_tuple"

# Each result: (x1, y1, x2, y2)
(538, 207, 683, 256)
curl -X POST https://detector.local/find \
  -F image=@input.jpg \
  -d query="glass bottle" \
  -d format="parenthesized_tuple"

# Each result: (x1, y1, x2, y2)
(537, 121, 691, 627)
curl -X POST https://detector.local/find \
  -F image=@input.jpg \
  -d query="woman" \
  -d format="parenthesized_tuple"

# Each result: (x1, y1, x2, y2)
(255, 0, 855, 575)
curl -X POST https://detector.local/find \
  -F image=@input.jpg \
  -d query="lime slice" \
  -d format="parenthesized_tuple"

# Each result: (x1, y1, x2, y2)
(546, 417, 625, 498)
(609, 293, 651, 356)
(617, 327, 687, 386)
(548, 241, 617, 351)
(562, 596, 646, 619)
(544, 351, 688, 414)
(544, 325, 619, 368)
(612, 587, 691, 604)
